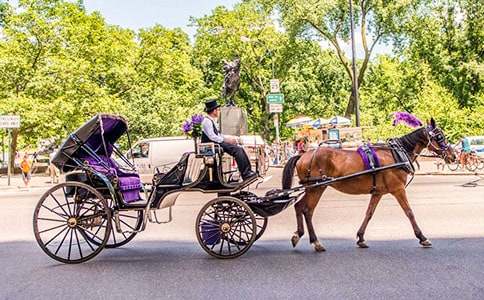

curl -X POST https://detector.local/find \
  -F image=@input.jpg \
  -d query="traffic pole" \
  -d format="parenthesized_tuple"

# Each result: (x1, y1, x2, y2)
(349, 0, 360, 127)
(7, 129, 11, 186)
(274, 113, 280, 165)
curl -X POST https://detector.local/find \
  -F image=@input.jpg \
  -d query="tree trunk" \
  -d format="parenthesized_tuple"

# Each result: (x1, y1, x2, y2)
(9, 129, 19, 175)
(344, 93, 355, 117)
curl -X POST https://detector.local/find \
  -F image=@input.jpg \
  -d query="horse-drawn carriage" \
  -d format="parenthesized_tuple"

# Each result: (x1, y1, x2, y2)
(33, 114, 298, 263)
(33, 114, 454, 264)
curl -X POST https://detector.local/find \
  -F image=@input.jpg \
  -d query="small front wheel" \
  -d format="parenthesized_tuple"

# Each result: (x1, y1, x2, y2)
(196, 196, 256, 259)
(33, 182, 111, 264)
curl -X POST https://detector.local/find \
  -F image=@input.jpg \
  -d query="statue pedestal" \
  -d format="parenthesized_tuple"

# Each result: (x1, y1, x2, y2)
(219, 106, 248, 136)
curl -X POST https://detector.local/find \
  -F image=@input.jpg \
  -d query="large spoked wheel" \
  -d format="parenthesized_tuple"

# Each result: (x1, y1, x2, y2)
(255, 214, 268, 241)
(89, 198, 143, 248)
(196, 196, 257, 259)
(33, 182, 111, 264)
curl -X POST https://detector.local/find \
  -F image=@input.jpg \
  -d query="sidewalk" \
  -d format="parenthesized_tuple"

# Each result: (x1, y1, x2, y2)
(0, 174, 62, 192)
(414, 160, 484, 176)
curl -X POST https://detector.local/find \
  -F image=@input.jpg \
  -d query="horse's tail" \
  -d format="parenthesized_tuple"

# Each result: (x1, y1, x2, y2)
(282, 154, 301, 189)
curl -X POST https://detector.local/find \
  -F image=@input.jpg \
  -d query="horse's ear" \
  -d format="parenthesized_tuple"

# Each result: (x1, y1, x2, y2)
(430, 118, 436, 129)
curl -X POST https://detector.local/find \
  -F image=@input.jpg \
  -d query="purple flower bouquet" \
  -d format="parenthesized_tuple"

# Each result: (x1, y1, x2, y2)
(181, 114, 204, 138)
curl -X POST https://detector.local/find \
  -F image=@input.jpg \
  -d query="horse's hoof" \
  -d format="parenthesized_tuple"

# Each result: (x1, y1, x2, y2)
(420, 239, 432, 248)
(357, 241, 369, 248)
(313, 241, 326, 252)
(291, 234, 300, 248)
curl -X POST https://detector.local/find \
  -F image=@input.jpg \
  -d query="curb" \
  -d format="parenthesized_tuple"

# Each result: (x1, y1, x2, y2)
(415, 172, 483, 176)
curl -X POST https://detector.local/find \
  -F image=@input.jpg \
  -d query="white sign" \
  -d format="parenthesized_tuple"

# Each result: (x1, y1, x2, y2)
(0, 115, 20, 128)
(268, 103, 283, 113)
(270, 79, 280, 93)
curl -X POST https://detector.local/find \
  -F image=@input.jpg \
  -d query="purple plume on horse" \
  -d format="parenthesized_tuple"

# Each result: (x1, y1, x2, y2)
(392, 112, 422, 128)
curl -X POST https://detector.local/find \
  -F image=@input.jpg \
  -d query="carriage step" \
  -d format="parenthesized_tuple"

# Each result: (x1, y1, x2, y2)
(148, 207, 173, 224)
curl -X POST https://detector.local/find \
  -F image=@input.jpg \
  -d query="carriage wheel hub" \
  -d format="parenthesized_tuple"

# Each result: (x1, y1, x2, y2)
(67, 217, 77, 228)
(220, 223, 231, 233)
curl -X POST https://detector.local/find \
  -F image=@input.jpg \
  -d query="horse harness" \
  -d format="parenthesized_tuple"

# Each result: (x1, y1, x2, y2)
(302, 142, 416, 194)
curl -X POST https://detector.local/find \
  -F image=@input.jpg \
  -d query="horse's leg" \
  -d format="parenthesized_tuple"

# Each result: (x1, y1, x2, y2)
(356, 194, 383, 248)
(303, 187, 326, 252)
(392, 189, 432, 247)
(291, 200, 305, 247)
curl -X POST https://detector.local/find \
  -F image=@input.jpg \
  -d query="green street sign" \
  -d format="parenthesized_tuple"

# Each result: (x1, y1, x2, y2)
(267, 93, 284, 104)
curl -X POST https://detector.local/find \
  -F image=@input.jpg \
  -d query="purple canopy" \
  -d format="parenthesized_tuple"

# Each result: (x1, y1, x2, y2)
(52, 114, 128, 172)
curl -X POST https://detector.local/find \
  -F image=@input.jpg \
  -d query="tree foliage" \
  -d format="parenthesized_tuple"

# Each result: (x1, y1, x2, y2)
(0, 0, 482, 164)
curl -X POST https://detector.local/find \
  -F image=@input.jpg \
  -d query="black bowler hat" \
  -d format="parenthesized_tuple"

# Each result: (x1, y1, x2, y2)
(204, 99, 221, 113)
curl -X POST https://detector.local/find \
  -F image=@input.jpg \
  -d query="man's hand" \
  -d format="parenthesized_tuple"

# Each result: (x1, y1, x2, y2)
(224, 135, 240, 145)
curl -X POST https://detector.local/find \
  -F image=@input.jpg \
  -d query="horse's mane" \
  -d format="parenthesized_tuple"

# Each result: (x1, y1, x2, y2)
(393, 127, 427, 154)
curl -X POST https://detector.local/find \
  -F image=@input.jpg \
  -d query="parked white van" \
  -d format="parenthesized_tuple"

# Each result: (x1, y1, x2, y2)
(126, 137, 194, 182)
(126, 135, 268, 183)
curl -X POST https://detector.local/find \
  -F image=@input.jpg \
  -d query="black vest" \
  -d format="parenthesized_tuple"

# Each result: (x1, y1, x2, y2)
(201, 118, 220, 143)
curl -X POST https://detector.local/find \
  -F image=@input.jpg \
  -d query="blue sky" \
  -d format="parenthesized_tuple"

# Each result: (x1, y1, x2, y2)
(83, 0, 240, 37)
(83, 0, 392, 58)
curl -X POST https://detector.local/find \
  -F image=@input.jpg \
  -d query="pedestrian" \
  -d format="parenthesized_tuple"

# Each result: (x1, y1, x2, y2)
(48, 151, 60, 184)
(20, 153, 32, 188)
(460, 137, 471, 168)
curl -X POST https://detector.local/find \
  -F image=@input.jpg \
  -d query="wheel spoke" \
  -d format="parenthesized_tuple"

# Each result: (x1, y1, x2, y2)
(54, 228, 71, 255)
(74, 227, 83, 259)
(37, 217, 66, 223)
(77, 228, 95, 252)
(62, 187, 73, 217)
(67, 229, 73, 260)
(39, 223, 67, 234)
(44, 226, 69, 247)
(78, 226, 104, 243)
(119, 218, 136, 231)
(49, 194, 70, 218)
(41, 204, 68, 220)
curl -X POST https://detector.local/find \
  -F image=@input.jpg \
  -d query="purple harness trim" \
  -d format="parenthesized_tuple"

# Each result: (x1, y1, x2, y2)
(357, 145, 381, 170)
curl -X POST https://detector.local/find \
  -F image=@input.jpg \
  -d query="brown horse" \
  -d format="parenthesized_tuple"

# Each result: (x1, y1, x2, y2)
(282, 119, 455, 251)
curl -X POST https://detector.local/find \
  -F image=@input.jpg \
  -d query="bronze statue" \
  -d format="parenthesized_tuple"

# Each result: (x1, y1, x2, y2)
(221, 58, 241, 106)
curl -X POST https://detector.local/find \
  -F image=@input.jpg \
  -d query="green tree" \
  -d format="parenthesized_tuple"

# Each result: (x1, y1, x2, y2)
(193, 2, 349, 140)
(261, 0, 422, 117)
(399, 0, 483, 108)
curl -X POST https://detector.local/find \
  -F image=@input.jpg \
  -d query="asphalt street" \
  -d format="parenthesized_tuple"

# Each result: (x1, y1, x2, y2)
(1, 170, 484, 299)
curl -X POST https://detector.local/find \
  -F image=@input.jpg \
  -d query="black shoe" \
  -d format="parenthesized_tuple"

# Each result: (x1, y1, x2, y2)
(242, 171, 257, 181)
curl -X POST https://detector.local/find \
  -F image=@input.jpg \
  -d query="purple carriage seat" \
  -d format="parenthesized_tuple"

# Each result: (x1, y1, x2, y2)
(83, 155, 142, 203)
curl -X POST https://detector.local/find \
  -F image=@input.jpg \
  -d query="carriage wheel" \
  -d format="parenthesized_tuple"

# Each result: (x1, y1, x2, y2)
(86, 198, 143, 249)
(196, 196, 256, 259)
(33, 182, 111, 264)
(255, 215, 268, 241)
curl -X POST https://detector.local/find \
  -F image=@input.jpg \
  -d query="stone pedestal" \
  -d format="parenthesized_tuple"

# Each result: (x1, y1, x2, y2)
(219, 106, 248, 136)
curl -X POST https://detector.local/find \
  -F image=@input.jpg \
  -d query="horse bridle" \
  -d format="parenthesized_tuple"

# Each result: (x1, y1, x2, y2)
(425, 127, 451, 159)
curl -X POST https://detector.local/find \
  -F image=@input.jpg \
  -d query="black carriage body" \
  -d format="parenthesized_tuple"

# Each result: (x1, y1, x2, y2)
(51, 114, 142, 209)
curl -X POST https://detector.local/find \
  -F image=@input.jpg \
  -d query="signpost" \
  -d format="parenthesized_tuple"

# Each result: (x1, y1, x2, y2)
(0, 116, 21, 186)
(266, 93, 284, 104)
(266, 80, 283, 165)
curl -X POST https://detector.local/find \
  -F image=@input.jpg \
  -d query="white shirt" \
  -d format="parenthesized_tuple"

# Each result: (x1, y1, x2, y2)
(201, 115, 224, 143)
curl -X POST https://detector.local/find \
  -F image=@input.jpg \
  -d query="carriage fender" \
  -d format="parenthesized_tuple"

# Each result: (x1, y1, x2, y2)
(91, 172, 117, 200)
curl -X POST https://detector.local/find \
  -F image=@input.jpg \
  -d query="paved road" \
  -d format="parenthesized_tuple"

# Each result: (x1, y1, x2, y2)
(1, 170, 484, 299)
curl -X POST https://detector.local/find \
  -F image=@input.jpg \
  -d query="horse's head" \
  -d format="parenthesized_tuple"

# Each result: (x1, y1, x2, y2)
(425, 118, 456, 163)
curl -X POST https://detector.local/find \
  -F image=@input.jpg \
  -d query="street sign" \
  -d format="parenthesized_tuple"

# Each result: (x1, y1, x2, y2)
(266, 93, 284, 104)
(270, 79, 280, 93)
(268, 103, 283, 113)
(0, 115, 20, 128)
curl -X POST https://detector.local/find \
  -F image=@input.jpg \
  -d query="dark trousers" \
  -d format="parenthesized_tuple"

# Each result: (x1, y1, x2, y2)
(220, 142, 251, 177)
